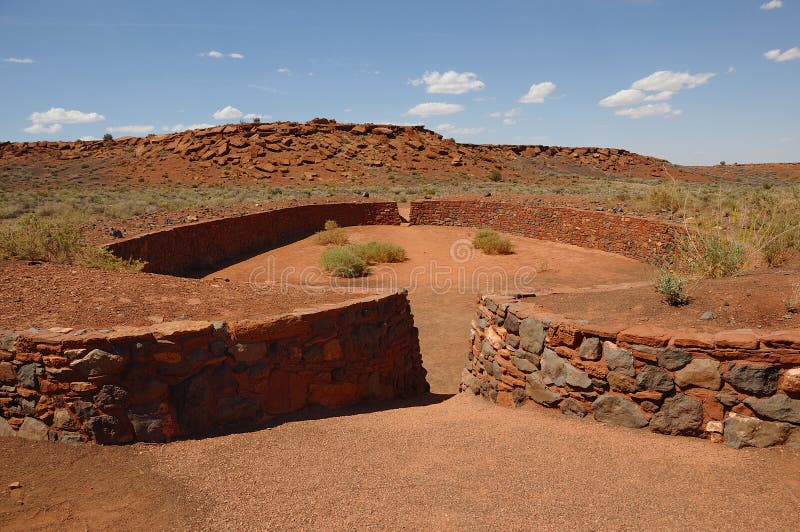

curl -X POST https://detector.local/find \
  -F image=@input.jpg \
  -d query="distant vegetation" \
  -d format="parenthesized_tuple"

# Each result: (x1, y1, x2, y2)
(654, 267, 690, 306)
(318, 220, 407, 278)
(316, 220, 349, 246)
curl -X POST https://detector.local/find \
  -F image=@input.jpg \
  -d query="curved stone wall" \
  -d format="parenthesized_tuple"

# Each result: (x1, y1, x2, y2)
(409, 199, 680, 263)
(107, 200, 401, 275)
(464, 295, 800, 448)
(0, 292, 428, 444)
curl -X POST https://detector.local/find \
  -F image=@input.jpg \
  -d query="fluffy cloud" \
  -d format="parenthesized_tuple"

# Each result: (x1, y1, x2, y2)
(202, 50, 224, 58)
(489, 108, 520, 126)
(228, 52, 244, 59)
(276, 67, 291, 75)
(409, 70, 485, 94)
(212, 106, 243, 120)
(764, 47, 800, 62)
(24, 123, 62, 134)
(405, 102, 464, 117)
(161, 123, 215, 133)
(760, 0, 783, 9)
(644, 90, 674, 102)
(435, 123, 484, 136)
(599, 89, 645, 107)
(3, 57, 35, 63)
(631, 70, 715, 92)
(78, 136, 99, 141)
(518, 82, 556, 104)
(614, 103, 682, 119)
(29, 107, 105, 124)
(243, 113, 272, 121)
(502, 118, 516, 126)
(105, 125, 155, 134)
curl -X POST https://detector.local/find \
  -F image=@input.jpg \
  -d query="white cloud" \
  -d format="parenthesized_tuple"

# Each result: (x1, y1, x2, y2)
(489, 108, 520, 118)
(598, 89, 645, 107)
(3, 57, 35, 64)
(243, 113, 271, 121)
(409, 70, 485, 94)
(24, 123, 62, 134)
(502, 118, 517, 126)
(631, 70, 716, 91)
(614, 103, 683, 119)
(518, 82, 556, 104)
(405, 102, 465, 117)
(202, 50, 224, 58)
(644, 90, 674, 102)
(161, 123, 215, 133)
(764, 47, 800, 62)
(728, 66, 736, 74)
(105, 125, 155, 134)
(228, 52, 244, 59)
(760, 0, 783, 9)
(436, 123, 484, 135)
(29, 107, 105, 125)
(276, 67, 291, 75)
(78, 135, 99, 141)
(212, 105, 243, 120)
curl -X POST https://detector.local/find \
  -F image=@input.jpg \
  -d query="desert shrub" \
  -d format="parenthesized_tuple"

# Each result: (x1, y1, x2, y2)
(473, 229, 513, 255)
(0, 214, 83, 262)
(654, 267, 690, 306)
(315, 220, 349, 246)
(352, 241, 407, 264)
(762, 235, 791, 266)
(320, 246, 368, 277)
(489, 170, 503, 182)
(680, 232, 745, 279)
(643, 180, 684, 214)
(103, 133, 113, 141)
(81, 246, 145, 272)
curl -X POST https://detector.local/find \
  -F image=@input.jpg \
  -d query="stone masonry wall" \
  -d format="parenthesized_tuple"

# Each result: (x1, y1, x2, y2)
(106, 201, 401, 275)
(464, 295, 800, 448)
(0, 292, 428, 444)
(409, 199, 681, 263)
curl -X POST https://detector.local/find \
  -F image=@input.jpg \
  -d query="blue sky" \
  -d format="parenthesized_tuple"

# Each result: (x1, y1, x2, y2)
(1, 0, 798, 165)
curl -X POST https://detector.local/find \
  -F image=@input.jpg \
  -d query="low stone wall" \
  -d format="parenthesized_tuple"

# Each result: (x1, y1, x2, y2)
(464, 295, 800, 448)
(107, 201, 401, 275)
(409, 199, 680, 263)
(0, 292, 428, 444)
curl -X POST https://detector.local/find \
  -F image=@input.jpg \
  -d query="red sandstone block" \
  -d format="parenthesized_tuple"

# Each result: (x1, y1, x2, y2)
(684, 388, 724, 422)
(151, 321, 214, 341)
(714, 330, 759, 350)
(42, 355, 68, 367)
(618, 325, 671, 347)
(673, 332, 715, 349)
(632, 390, 663, 401)
(15, 352, 42, 363)
(573, 322, 622, 340)
(230, 315, 311, 343)
(760, 329, 800, 349)
(308, 381, 361, 409)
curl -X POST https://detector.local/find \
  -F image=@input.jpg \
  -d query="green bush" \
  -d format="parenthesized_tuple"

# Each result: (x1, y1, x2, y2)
(320, 246, 368, 277)
(654, 267, 690, 306)
(0, 214, 83, 262)
(81, 246, 145, 272)
(316, 220, 349, 246)
(489, 170, 503, 182)
(692, 233, 746, 278)
(472, 229, 513, 255)
(353, 241, 407, 264)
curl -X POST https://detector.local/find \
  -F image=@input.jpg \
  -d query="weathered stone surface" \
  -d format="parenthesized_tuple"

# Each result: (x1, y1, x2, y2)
(504, 312, 521, 334)
(129, 414, 167, 443)
(656, 348, 692, 371)
(519, 318, 546, 355)
(723, 415, 790, 448)
(0, 416, 15, 437)
(564, 364, 593, 390)
(511, 356, 537, 373)
(52, 408, 78, 431)
(560, 397, 587, 418)
(59, 432, 84, 445)
(540, 349, 565, 386)
(744, 394, 800, 424)
(779, 368, 800, 396)
(649, 394, 704, 436)
(726, 364, 780, 396)
(592, 395, 648, 428)
(17, 417, 49, 441)
(618, 325, 670, 347)
(0, 361, 16, 383)
(70, 349, 126, 377)
(714, 329, 759, 349)
(85, 415, 134, 445)
(674, 358, 722, 390)
(607, 371, 636, 393)
(16, 363, 42, 389)
(525, 372, 563, 407)
(636, 365, 675, 393)
(603, 341, 634, 376)
(228, 342, 267, 363)
(96, 385, 130, 410)
(578, 337, 601, 361)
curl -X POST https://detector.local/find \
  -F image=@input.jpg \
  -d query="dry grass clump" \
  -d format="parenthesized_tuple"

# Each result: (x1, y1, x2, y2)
(320, 241, 407, 277)
(320, 246, 368, 277)
(472, 229, 513, 255)
(316, 220, 349, 246)
(654, 267, 690, 306)
(0, 214, 144, 271)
